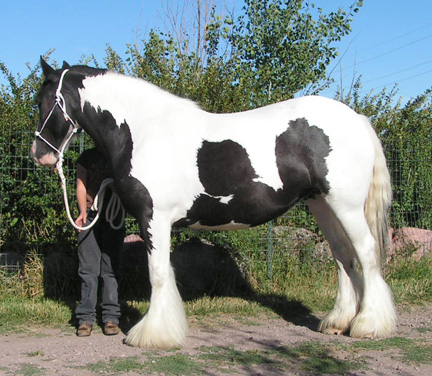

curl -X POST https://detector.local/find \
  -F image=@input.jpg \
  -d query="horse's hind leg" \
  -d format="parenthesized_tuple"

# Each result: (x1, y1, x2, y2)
(308, 196, 396, 338)
(125, 213, 188, 349)
(307, 197, 363, 335)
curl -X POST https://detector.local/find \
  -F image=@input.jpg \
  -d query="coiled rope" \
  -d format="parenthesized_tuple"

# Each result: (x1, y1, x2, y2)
(56, 157, 125, 231)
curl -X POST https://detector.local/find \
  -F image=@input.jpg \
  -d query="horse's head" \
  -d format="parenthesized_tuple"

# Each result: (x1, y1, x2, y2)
(31, 58, 81, 167)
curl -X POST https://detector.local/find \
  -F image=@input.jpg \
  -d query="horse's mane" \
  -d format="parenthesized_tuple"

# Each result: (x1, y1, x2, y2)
(69, 64, 201, 112)
(69, 65, 107, 77)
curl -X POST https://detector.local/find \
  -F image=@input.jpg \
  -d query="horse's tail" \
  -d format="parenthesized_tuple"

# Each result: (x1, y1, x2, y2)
(363, 116, 392, 266)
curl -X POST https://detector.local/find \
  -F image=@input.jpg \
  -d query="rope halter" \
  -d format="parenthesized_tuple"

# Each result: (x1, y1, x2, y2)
(35, 68, 125, 231)
(34, 69, 80, 158)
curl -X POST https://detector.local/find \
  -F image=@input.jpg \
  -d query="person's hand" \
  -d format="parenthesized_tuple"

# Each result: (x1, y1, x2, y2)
(75, 211, 87, 232)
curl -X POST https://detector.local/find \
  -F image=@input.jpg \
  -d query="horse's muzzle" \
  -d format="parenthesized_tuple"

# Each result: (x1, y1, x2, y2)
(31, 140, 58, 166)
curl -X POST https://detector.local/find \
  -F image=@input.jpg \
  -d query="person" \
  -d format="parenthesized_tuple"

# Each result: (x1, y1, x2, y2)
(74, 147, 125, 337)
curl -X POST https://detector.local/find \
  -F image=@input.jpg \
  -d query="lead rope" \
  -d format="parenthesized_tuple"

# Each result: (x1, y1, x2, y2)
(56, 156, 125, 231)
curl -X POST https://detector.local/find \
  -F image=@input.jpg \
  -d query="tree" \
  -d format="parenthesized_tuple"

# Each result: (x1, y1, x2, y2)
(108, 0, 362, 112)
(230, 0, 362, 107)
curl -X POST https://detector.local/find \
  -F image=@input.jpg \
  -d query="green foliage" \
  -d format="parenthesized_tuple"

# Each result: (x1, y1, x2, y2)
(109, 0, 360, 112)
(231, 0, 361, 106)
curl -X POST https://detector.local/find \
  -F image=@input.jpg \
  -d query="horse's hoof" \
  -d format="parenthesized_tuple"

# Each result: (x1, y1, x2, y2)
(321, 327, 346, 336)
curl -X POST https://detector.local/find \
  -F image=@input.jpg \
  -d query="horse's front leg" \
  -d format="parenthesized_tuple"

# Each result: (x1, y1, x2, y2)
(125, 212, 188, 349)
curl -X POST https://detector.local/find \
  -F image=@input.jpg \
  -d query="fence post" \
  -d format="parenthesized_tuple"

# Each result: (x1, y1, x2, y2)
(267, 220, 274, 283)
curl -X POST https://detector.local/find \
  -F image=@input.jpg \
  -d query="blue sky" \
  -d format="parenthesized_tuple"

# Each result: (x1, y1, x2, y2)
(1, 0, 431, 103)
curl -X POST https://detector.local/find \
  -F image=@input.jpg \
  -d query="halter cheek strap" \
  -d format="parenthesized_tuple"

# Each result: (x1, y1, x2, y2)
(34, 69, 80, 157)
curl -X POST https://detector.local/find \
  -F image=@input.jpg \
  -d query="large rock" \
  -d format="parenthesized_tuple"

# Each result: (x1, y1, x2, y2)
(272, 226, 331, 260)
(389, 227, 432, 260)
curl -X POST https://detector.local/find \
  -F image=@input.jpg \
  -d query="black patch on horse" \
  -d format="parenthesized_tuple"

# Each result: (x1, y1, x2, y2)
(81, 104, 154, 251)
(275, 118, 331, 199)
(197, 140, 258, 196)
(176, 140, 288, 228)
(176, 119, 331, 229)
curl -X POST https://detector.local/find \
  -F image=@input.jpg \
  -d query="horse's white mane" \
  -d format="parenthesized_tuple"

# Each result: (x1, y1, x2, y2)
(105, 71, 201, 110)
(79, 70, 202, 128)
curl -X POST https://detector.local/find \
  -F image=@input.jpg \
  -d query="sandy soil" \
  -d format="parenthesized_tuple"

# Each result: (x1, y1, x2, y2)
(0, 304, 431, 375)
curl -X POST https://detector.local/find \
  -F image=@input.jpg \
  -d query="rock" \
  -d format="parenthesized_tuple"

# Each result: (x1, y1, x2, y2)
(272, 226, 331, 260)
(389, 227, 432, 260)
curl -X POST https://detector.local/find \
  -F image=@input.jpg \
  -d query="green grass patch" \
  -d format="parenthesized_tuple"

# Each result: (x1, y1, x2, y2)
(79, 356, 144, 374)
(200, 346, 278, 367)
(25, 350, 45, 357)
(144, 354, 203, 375)
(385, 256, 432, 304)
(198, 342, 362, 375)
(12, 363, 46, 375)
(0, 296, 72, 334)
(352, 336, 432, 365)
(417, 327, 432, 334)
(80, 355, 203, 375)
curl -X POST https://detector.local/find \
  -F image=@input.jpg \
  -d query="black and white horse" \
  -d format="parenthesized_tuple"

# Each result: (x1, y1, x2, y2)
(31, 59, 396, 349)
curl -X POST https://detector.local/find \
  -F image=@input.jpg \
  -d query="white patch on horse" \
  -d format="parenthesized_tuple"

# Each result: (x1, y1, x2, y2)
(189, 220, 250, 231)
(201, 193, 234, 204)
(218, 194, 234, 204)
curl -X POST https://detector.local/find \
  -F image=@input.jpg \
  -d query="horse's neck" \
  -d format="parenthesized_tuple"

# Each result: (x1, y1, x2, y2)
(80, 72, 198, 123)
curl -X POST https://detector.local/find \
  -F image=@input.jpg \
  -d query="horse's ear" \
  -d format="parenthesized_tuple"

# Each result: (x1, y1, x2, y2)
(40, 57, 55, 77)
(62, 61, 71, 69)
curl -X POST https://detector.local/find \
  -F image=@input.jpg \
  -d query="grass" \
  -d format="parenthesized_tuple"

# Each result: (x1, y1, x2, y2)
(0, 296, 72, 334)
(385, 255, 432, 304)
(11, 363, 45, 375)
(73, 343, 362, 375)
(352, 337, 432, 365)
(198, 342, 363, 375)
(80, 355, 204, 375)
(144, 354, 203, 375)
(1, 230, 431, 333)
(79, 357, 144, 374)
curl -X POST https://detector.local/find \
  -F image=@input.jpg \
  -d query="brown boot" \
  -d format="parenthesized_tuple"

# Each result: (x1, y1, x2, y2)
(103, 321, 120, 336)
(76, 322, 93, 337)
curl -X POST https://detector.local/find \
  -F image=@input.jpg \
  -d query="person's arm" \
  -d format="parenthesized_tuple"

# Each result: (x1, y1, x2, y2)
(75, 163, 88, 231)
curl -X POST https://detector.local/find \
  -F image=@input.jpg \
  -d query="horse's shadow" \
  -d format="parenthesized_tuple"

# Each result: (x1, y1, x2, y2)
(41, 236, 320, 333)
(119, 237, 320, 333)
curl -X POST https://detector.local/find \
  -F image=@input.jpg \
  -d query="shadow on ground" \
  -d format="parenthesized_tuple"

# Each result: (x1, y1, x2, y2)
(34, 236, 320, 333)
(118, 237, 320, 333)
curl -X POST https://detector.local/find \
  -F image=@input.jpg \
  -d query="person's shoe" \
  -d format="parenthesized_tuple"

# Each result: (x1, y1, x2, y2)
(76, 322, 93, 337)
(103, 321, 120, 336)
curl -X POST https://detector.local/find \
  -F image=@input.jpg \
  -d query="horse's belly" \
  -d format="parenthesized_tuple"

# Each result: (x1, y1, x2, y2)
(172, 189, 295, 230)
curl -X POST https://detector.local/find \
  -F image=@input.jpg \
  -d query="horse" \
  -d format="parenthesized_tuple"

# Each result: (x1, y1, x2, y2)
(31, 58, 396, 349)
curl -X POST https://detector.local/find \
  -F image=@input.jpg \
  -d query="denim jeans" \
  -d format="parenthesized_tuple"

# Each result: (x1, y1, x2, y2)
(75, 212, 125, 325)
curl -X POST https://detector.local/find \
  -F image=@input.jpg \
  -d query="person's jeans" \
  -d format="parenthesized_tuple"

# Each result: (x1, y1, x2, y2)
(75, 213, 125, 325)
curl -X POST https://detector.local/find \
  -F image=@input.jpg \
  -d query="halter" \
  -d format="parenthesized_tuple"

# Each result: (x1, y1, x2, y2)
(35, 69, 125, 231)
(34, 69, 80, 158)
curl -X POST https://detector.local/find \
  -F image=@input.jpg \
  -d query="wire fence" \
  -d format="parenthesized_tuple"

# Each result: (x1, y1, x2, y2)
(1, 129, 432, 278)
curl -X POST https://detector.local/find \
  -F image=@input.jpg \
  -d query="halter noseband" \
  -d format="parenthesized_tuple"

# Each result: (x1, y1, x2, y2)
(35, 69, 80, 158)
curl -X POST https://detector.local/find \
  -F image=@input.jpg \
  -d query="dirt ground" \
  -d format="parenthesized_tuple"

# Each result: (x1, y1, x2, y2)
(0, 304, 431, 376)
